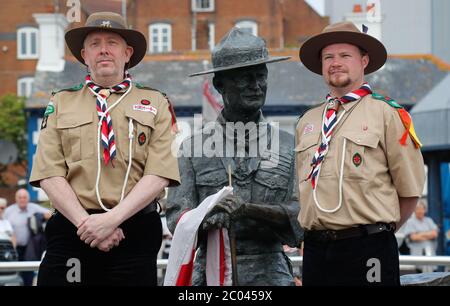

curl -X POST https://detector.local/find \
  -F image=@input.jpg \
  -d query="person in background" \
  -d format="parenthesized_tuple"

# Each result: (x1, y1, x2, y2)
(403, 200, 438, 272)
(4, 189, 51, 286)
(0, 197, 16, 247)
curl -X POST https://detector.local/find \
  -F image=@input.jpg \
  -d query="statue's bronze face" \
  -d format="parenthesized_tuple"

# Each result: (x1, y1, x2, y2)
(214, 64, 268, 117)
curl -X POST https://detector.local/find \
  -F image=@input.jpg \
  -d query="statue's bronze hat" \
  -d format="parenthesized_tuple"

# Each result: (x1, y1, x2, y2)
(190, 27, 290, 77)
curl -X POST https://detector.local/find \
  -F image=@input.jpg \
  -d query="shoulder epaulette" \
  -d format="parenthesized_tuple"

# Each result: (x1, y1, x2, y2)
(372, 92, 422, 148)
(372, 93, 402, 109)
(135, 82, 162, 93)
(51, 83, 83, 96)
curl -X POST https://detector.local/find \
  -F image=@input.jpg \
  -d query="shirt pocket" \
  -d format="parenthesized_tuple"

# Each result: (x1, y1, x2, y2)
(253, 169, 290, 203)
(124, 109, 155, 163)
(341, 131, 379, 180)
(56, 112, 95, 163)
(195, 165, 228, 199)
(294, 134, 319, 181)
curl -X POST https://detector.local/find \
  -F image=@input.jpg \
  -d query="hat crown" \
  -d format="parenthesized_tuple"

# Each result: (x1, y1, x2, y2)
(212, 27, 269, 69)
(85, 12, 128, 30)
(322, 21, 361, 34)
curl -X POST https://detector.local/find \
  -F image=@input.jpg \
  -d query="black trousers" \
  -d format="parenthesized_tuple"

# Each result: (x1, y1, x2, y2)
(302, 231, 400, 286)
(16, 246, 35, 286)
(37, 210, 162, 286)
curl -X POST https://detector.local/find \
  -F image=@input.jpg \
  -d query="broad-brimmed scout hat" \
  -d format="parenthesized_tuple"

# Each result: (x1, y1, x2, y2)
(190, 27, 290, 77)
(299, 21, 387, 75)
(65, 12, 147, 68)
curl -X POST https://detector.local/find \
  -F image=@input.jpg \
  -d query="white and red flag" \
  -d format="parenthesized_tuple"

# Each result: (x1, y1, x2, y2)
(164, 186, 233, 286)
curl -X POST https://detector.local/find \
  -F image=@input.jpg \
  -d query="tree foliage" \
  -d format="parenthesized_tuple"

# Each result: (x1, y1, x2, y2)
(0, 94, 27, 161)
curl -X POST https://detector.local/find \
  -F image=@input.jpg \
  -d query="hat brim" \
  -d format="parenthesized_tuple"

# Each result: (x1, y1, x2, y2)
(299, 31, 387, 75)
(189, 56, 291, 77)
(65, 27, 147, 68)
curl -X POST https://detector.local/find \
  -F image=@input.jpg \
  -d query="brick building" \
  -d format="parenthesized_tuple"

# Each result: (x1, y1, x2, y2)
(0, 0, 328, 98)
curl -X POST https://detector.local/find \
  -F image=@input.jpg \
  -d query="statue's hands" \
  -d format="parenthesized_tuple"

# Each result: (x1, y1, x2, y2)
(201, 195, 246, 231)
(214, 194, 247, 219)
(202, 212, 230, 230)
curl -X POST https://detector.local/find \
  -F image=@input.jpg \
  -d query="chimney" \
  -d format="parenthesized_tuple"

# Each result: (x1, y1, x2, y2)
(353, 4, 363, 13)
(345, 2, 383, 43)
(33, 13, 68, 72)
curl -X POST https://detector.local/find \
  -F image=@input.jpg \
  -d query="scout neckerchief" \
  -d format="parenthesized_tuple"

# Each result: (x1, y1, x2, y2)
(85, 71, 131, 165)
(306, 83, 372, 189)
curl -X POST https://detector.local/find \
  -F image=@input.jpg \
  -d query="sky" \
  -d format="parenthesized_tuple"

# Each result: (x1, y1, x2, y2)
(305, 0, 326, 16)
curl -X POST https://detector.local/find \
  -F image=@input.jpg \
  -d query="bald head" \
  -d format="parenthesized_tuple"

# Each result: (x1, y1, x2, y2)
(15, 188, 30, 210)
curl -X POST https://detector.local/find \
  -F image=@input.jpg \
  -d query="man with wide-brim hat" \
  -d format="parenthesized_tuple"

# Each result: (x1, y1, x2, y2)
(295, 21, 425, 286)
(166, 27, 303, 286)
(30, 11, 180, 286)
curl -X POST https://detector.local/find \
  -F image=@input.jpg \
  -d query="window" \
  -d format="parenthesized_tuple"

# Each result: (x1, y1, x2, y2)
(17, 27, 39, 59)
(17, 77, 34, 97)
(192, 0, 215, 12)
(149, 23, 172, 53)
(235, 20, 258, 36)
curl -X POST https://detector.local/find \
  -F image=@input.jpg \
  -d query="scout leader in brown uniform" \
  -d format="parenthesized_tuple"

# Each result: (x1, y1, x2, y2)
(30, 12, 180, 286)
(296, 21, 425, 286)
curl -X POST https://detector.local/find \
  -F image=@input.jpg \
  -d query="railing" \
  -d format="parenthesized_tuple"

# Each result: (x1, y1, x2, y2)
(1, 256, 450, 273)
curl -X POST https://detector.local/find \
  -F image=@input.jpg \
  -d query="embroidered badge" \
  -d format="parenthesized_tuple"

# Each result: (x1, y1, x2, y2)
(303, 123, 314, 135)
(138, 132, 146, 146)
(141, 99, 151, 105)
(352, 153, 362, 167)
(44, 101, 55, 116)
(133, 104, 157, 115)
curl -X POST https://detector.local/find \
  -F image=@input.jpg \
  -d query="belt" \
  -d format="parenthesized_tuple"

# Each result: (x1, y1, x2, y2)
(85, 201, 159, 215)
(305, 222, 396, 242)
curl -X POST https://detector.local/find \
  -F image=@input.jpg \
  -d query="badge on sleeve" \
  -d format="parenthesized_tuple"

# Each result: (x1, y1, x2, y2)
(41, 101, 54, 130)
(138, 132, 146, 146)
(303, 123, 314, 135)
(352, 153, 362, 167)
(44, 101, 55, 116)
(141, 99, 151, 105)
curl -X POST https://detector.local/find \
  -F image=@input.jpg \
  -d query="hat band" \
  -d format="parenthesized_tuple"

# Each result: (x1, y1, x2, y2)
(213, 48, 269, 69)
(86, 19, 126, 30)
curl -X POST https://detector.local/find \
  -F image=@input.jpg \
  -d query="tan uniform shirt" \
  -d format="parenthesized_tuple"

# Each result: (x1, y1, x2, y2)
(30, 84, 180, 210)
(295, 94, 425, 230)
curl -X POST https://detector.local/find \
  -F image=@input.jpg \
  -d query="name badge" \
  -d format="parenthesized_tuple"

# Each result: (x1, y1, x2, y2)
(133, 104, 157, 115)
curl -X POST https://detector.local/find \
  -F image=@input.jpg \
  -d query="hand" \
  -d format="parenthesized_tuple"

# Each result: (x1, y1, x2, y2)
(213, 194, 247, 219)
(202, 212, 231, 230)
(97, 228, 125, 252)
(77, 213, 118, 248)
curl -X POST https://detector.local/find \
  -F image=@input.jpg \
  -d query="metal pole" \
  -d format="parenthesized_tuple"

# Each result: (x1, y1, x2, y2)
(427, 157, 444, 255)
(122, 0, 127, 23)
(191, 10, 197, 51)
